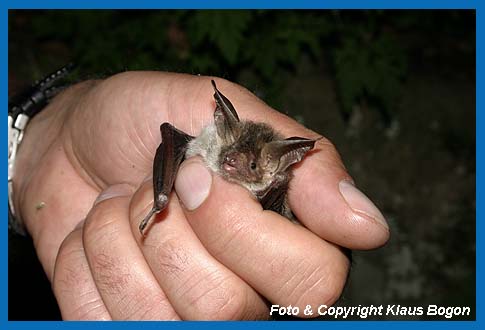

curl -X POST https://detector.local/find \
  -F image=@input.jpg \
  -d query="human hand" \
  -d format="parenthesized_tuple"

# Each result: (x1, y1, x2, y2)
(13, 72, 389, 320)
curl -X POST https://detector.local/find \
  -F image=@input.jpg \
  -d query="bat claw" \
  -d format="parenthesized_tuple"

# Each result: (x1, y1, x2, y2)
(139, 206, 160, 236)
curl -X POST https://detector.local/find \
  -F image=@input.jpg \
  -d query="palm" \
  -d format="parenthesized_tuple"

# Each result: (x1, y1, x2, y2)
(20, 73, 218, 278)
(65, 73, 214, 189)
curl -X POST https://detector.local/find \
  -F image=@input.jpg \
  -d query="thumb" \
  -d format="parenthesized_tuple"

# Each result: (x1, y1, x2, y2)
(174, 157, 262, 216)
(173, 157, 213, 211)
(174, 156, 350, 311)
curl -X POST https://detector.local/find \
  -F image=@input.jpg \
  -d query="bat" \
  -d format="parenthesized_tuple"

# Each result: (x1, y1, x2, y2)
(139, 80, 317, 235)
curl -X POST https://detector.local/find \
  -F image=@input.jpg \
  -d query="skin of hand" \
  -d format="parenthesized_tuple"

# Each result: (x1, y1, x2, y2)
(12, 72, 390, 320)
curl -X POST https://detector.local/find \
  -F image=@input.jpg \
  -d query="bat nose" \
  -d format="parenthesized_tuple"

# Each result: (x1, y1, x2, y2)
(224, 154, 237, 166)
(223, 153, 239, 173)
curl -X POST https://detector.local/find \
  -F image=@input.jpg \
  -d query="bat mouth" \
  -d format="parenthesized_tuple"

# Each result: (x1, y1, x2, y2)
(222, 161, 237, 173)
(222, 155, 238, 174)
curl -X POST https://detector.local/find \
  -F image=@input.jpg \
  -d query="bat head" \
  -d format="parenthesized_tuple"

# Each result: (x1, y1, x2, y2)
(211, 80, 317, 193)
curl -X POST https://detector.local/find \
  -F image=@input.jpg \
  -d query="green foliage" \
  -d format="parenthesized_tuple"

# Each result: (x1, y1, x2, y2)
(334, 33, 407, 118)
(188, 11, 251, 66)
(10, 10, 420, 120)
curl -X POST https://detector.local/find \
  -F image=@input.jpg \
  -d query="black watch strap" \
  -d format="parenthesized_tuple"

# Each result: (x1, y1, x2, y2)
(8, 63, 76, 235)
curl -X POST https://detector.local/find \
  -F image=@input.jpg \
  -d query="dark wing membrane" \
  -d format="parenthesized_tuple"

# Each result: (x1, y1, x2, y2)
(139, 123, 193, 234)
(154, 123, 194, 201)
(259, 180, 289, 216)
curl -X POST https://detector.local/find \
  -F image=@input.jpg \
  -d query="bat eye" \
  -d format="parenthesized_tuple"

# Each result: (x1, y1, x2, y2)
(250, 162, 257, 170)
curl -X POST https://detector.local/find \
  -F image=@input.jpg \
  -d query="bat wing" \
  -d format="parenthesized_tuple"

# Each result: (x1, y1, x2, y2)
(139, 123, 194, 234)
(259, 179, 294, 220)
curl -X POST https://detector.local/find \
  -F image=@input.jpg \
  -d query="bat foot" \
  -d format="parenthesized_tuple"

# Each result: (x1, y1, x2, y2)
(139, 194, 170, 236)
(139, 206, 160, 236)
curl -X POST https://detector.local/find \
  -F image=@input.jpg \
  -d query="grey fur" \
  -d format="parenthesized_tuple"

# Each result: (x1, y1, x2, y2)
(185, 116, 315, 223)
(186, 121, 285, 195)
(139, 80, 316, 234)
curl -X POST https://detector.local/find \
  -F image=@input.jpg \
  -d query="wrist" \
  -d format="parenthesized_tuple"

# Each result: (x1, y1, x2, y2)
(12, 104, 64, 224)
(9, 64, 79, 233)
(12, 80, 100, 234)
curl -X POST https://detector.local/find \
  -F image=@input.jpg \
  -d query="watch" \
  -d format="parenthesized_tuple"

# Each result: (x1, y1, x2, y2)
(8, 63, 76, 234)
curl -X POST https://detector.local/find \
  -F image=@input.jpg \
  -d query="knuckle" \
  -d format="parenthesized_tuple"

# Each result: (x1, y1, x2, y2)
(204, 204, 255, 260)
(298, 270, 344, 308)
(151, 237, 265, 320)
(276, 259, 348, 309)
(68, 301, 109, 320)
(119, 290, 171, 320)
(181, 273, 253, 320)
(82, 202, 133, 298)
(314, 136, 339, 159)
(316, 136, 336, 151)
(317, 140, 347, 172)
(89, 252, 131, 296)
(87, 250, 174, 320)
(53, 231, 86, 294)
(208, 287, 250, 320)
(155, 237, 190, 276)
(83, 201, 121, 246)
(313, 137, 347, 172)
(53, 231, 110, 320)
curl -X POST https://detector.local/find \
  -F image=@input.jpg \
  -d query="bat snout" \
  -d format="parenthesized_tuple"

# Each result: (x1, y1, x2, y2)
(222, 153, 239, 174)
(221, 152, 261, 184)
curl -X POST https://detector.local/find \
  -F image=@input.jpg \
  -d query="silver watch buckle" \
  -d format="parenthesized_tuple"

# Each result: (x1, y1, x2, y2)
(8, 113, 30, 216)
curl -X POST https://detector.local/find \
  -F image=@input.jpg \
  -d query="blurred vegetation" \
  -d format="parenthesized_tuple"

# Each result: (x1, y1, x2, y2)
(8, 10, 473, 123)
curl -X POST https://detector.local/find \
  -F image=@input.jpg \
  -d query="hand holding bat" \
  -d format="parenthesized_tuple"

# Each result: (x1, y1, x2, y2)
(12, 71, 389, 319)
(139, 80, 318, 234)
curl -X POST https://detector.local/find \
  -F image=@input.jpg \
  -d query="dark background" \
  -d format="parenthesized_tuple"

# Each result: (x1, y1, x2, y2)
(8, 10, 475, 320)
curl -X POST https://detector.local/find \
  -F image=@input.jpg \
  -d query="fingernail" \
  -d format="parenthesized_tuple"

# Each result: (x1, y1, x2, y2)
(94, 183, 134, 206)
(175, 159, 212, 211)
(339, 180, 388, 229)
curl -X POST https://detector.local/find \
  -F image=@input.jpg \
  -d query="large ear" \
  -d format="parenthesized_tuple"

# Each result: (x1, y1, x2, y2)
(261, 137, 316, 173)
(211, 80, 240, 144)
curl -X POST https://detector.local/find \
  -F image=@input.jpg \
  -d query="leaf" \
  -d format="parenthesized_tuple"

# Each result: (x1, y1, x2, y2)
(333, 32, 407, 115)
(188, 10, 252, 65)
